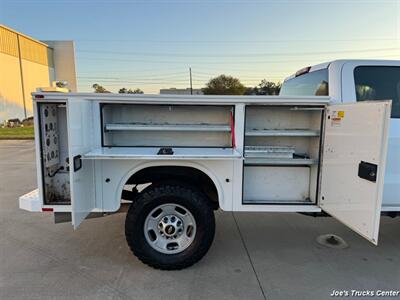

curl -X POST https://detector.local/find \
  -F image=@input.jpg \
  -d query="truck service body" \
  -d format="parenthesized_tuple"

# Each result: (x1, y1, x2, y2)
(19, 59, 399, 269)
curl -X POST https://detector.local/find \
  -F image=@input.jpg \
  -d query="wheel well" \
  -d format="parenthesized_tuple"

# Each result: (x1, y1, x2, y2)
(124, 166, 219, 209)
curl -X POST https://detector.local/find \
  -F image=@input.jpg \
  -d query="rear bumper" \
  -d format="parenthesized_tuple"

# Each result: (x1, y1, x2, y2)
(19, 189, 41, 212)
(19, 189, 72, 212)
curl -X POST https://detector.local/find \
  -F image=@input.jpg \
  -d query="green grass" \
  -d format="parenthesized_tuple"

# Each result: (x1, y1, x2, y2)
(0, 126, 35, 139)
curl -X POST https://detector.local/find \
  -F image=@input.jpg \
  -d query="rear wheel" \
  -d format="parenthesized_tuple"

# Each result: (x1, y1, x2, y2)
(125, 183, 215, 270)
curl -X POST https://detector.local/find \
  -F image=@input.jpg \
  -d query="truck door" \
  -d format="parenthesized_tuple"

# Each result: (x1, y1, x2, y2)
(68, 99, 95, 229)
(341, 64, 400, 209)
(319, 101, 391, 244)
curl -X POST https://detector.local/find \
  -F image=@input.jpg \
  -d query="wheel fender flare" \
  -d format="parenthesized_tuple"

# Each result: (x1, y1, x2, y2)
(115, 161, 226, 210)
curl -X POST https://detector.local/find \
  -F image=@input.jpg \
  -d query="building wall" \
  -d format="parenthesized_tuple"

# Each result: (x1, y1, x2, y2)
(21, 60, 54, 115)
(0, 25, 24, 121)
(0, 25, 76, 122)
(44, 41, 77, 92)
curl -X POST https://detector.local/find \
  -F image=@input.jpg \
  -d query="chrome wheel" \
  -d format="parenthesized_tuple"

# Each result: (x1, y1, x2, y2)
(144, 203, 197, 254)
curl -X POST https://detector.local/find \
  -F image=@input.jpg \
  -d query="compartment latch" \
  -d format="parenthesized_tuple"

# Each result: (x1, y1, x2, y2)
(73, 155, 82, 172)
(358, 161, 377, 182)
(157, 147, 174, 155)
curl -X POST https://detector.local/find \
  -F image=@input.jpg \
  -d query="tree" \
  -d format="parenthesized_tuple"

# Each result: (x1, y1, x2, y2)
(258, 79, 281, 95)
(202, 75, 246, 95)
(130, 88, 144, 94)
(118, 88, 144, 94)
(245, 80, 282, 95)
(92, 83, 110, 93)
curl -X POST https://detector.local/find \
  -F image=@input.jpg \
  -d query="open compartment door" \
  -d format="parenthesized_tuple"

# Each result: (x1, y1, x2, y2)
(68, 99, 95, 229)
(320, 101, 391, 244)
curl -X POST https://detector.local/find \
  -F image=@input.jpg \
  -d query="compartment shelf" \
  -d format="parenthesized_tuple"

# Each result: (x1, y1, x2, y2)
(245, 145, 295, 158)
(245, 129, 320, 137)
(83, 147, 242, 160)
(243, 199, 313, 204)
(105, 123, 231, 132)
(244, 157, 318, 165)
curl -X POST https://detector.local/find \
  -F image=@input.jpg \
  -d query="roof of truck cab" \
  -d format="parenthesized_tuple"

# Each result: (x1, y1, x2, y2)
(284, 59, 400, 82)
(32, 92, 330, 105)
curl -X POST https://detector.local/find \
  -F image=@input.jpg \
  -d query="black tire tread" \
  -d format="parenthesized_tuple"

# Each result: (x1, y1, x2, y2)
(125, 183, 215, 270)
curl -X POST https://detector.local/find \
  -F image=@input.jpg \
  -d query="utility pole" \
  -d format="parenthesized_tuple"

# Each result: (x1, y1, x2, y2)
(189, 67, 193, 95)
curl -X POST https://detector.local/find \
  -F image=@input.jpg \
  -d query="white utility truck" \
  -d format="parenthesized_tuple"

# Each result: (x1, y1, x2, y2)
(19, 59, 399, 270)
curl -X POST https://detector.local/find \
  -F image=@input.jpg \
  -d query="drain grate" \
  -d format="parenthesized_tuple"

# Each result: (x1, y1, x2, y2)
(316, 234, 349, 249)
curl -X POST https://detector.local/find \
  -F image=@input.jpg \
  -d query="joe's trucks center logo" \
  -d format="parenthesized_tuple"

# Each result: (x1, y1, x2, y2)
(331, 290, 400, 297)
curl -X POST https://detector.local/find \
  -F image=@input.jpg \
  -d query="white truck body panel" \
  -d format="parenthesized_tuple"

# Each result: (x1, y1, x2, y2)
(320, 101, 391, 244)
(20, 91, 392, 244)
(19, 189, 41, 212)
(67, 99, 96, 228)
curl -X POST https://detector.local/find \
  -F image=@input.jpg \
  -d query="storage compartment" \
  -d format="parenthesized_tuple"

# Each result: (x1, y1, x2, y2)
(38, 103, 70, 204)
(243, 106, 323, 204)
(101, 104, 234, 147)
(243, 166, 311, 203)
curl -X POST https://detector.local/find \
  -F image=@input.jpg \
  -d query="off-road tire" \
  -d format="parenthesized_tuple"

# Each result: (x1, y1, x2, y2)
(125, 183, 215, 270)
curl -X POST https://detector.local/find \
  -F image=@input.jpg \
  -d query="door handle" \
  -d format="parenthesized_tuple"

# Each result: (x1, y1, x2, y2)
(73, 155, 82, 172)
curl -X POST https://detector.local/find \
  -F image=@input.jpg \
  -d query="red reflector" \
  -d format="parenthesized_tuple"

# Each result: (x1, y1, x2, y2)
(42, 207, 54, 212)
(35, 95, 45, 99)
(230, 111, 236, 148)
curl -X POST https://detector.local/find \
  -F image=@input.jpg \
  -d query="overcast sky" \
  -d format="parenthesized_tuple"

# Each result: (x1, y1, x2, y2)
(1, 0, 399, 93)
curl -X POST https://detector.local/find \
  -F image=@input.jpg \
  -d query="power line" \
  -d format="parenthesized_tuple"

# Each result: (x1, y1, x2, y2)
(186, 66, 298, 72)
(191, 72, 287, 78)
(77, 75, 286, 81)
(77, 47, 398, 58)
(78, 79, 283, 87)
(77, 74, 190, 80)
(75, 53, 400, 75)
(76, 52, 400, 65)
(79, 77, 236, 86)
(78, 79, 211, 84)
(75, 38, 400, 44)
(77, 77, 281, 85)
(77, 68, 292, 75)
(76, 72, 285, 78)
(10, 0, 399, 2)
(77, 70, 189, 76)
(5, 0, 391, 3)
(192, 70, 289, 74)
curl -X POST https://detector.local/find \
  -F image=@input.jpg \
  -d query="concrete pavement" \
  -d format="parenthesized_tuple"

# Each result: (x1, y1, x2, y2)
(0, 140, 399, 300)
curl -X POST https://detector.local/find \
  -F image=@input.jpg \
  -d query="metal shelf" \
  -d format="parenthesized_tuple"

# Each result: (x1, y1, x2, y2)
(83, 147, 242, 160)
(244, 157, 318, 166)
(245, 145, 295, 159)
(105, 123, 231, 132)
(243, 199, 313, 204)
(245, 129, 320, 137)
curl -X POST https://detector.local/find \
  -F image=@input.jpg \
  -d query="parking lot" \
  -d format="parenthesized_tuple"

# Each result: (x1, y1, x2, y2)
(1, 140, 399, 300)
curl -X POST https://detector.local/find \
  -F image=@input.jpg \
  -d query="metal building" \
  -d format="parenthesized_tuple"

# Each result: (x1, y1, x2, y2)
(0, 24, 77, 122)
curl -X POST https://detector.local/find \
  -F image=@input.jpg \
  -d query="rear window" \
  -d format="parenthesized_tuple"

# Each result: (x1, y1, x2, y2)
(354, 66, 400, 118)
(280, 69, 329, 96)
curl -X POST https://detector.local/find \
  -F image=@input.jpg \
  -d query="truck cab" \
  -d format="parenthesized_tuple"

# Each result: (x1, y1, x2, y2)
(280, 60, 400, 212)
